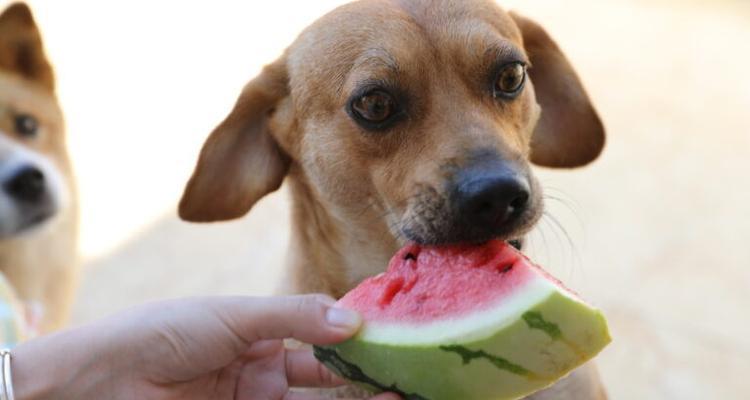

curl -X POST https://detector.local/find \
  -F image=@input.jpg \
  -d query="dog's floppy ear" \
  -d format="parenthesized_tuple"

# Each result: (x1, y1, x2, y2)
(179, 58, 291, 222)
(0, 3, 54, 91)
(510, 12, 605, 168)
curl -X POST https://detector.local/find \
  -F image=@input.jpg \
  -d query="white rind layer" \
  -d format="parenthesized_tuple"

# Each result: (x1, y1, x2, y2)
(357, 274, 567, 346)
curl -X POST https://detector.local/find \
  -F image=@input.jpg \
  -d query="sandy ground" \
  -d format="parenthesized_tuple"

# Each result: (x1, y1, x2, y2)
(8, 0, 750, 398)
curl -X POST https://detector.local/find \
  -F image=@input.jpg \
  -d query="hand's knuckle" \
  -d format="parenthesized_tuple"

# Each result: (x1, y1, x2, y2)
(297, 294, 325, 312)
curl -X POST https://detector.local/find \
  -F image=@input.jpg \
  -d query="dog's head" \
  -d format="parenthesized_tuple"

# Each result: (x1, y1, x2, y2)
(0, 3, 69, 238)
(180, 0, 604, 246)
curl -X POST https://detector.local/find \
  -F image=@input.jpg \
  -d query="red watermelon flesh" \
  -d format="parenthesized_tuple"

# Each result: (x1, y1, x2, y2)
(339, 240, 576, 324)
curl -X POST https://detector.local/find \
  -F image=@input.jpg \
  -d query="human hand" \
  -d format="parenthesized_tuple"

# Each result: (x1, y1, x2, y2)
(11, 295, 399, 400)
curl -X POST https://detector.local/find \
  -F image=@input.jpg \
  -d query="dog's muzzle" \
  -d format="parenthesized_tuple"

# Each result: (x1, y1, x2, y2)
(0, 133, 66, 238)
(0, 163, 56, 236)
(401, 150, 542, 246)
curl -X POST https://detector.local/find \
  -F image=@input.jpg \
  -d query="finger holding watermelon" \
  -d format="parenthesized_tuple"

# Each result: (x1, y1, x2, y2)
(314, 240, 611, 400)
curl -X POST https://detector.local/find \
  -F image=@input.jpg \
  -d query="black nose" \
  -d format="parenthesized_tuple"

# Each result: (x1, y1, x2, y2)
(454, 170, 530, 230)
(4, 166, 46, 203)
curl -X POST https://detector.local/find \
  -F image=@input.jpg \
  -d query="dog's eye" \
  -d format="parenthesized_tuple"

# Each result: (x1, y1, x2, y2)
(351, 90, 396, 124)
(14, 114, 39, 137)
(494, 62, 526, 98)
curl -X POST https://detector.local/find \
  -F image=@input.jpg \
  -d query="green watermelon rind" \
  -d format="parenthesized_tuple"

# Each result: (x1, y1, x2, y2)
(313, 290, 611, 400)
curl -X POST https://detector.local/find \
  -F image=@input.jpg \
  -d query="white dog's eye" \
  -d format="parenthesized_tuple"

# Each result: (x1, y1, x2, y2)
(14, 114, 39, 138)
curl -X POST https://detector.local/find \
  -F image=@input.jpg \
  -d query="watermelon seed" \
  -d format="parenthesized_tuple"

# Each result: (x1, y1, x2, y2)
(499, 264, 514, 274)
(404, 252, 417, 261)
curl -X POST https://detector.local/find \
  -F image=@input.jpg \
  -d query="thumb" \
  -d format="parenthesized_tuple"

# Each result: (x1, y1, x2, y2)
(218, 294, 363, 345)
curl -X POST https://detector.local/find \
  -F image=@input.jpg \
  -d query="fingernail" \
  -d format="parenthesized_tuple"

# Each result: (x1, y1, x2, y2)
(326, 307, 361, 330)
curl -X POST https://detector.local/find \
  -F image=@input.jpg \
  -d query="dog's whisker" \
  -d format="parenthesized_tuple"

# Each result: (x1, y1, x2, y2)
(354, 196, 415, 244)
(541, 211, 583, 281)
(542, 185, 583, 214)
(543, 196, 583, 226)
(353, 197, 381, 219)
(541, 185, 585, 265)
(541, 185, 577, 197)
(543, 214, 568, 271)
(532, 215, 553, 267)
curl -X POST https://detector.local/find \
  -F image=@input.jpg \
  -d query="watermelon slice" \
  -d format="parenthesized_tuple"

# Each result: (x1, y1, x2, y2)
(313, 240, 610, 400)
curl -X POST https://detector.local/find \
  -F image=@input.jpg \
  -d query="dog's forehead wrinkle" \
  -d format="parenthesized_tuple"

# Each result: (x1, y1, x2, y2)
(483, 40, 528, 64)
(392, 0, 520, 40)
(355, 48, 400, 73)
(288, 0, 525, 112)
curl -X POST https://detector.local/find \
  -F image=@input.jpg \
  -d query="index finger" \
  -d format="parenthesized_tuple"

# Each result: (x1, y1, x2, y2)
(215, 294, 363, 345)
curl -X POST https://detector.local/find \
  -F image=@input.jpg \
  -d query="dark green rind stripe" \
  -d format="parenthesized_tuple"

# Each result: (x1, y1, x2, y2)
(439, 345, 538, 379)
(522, 311, 562, 340)
(522, 311, 587, 358)
(313, 345, 430, 400)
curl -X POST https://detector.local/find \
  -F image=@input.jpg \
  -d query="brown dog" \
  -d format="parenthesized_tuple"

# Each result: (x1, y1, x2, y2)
(181, 0, 606, 398)
(0, 2, 78, 333)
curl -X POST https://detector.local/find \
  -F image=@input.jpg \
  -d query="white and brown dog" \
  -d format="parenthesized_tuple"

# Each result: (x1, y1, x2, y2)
(0, 2, 78, 334)
(181, 0, 606, 398)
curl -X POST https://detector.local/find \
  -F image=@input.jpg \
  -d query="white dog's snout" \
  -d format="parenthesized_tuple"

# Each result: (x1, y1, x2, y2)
(0, 131, 68, 236)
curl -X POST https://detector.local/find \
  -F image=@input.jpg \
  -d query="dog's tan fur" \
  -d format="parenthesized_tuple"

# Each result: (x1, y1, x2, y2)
(0, 3, 78, 333)
(181, 0, 605, 398)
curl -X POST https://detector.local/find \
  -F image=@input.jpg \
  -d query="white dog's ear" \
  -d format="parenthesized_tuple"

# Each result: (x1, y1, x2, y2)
(179, 58, 291, 222)
(0, 3, 54, 91)
(510, 12, 605, 168)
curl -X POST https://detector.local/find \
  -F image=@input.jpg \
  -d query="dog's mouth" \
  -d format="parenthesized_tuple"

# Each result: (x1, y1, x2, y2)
(507, 238, 524, 251)
(401, 230, 525, 251)
(22, 208, 55, 229)
(395, 187, 542, 249)
(394, 157, 543, 248)
(0, 206, 56, 239)
(397, 204, 541, 248)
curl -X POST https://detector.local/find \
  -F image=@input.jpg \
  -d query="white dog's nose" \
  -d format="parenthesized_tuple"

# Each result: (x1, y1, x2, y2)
(3, 165, 46, 204)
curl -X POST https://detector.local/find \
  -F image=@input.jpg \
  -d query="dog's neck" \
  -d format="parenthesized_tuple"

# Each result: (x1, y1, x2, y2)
(281, 170, 400, 298)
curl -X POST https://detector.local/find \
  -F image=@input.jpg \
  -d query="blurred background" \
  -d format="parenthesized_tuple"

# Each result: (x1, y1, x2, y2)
(6, 0, 750, 398)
